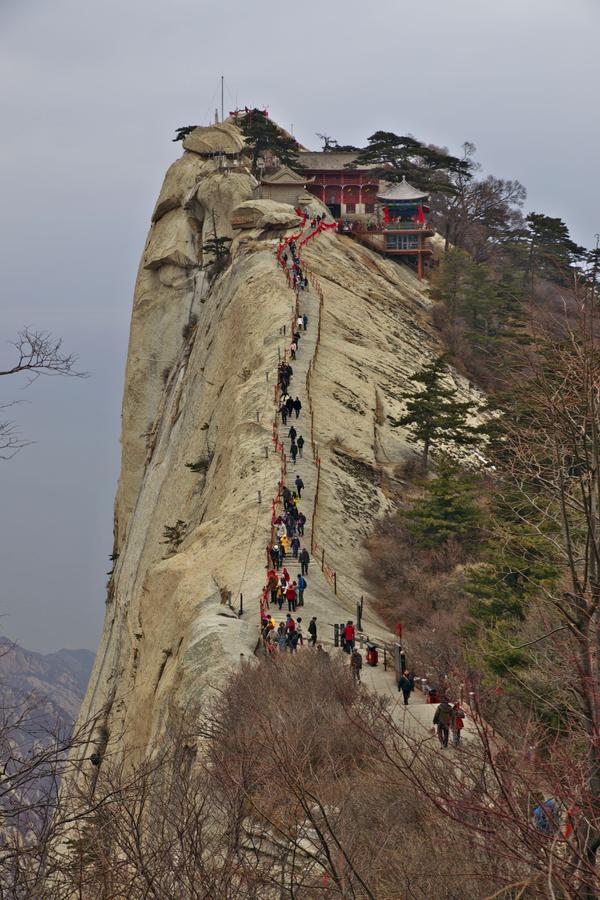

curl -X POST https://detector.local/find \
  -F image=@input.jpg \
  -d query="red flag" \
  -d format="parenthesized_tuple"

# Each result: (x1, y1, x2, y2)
(417, 205, 425, 224)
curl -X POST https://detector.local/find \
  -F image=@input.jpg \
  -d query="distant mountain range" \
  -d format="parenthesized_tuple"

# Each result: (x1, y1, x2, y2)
(0, 637, 94, 722)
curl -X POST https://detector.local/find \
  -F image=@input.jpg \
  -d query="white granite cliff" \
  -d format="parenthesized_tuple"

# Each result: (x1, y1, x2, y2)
(75, 124, 479, 764)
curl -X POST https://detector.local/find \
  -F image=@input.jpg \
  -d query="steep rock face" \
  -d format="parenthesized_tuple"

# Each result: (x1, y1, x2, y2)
(78, 127, 479, 763)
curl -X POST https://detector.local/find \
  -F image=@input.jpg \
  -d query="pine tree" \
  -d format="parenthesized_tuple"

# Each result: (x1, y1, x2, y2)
(238, 109, 301, 175)
(391, 356, 484, 466)
(430, 248, 472, 323)
(162, 520, 187, 550)
(351, 131, 473, 195)
(402, 458, 481, 549)
(524, 212, 585, 288)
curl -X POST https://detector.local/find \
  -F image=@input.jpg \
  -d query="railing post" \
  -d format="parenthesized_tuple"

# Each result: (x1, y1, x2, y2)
(239, 593, 243, 616)
(321, 548, 325, 571)
(333, 572, 337, 595)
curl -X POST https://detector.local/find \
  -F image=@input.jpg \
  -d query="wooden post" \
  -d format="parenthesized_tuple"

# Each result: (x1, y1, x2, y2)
(333, 572, 337, 595)
(239, 593, 243, 616)
(258, 491, 262, 504)
(321, 548, 325, 571)
(384, 648, 387, 671)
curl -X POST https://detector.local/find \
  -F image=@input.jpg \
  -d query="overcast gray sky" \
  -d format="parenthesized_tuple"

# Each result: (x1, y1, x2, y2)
(1, 0, 598, 652)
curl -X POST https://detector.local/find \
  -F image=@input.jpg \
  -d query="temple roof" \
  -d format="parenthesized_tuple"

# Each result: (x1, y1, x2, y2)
(377, 177, 429, 202)
(298, 151, 374, 171)
(260, 166, 311, 185)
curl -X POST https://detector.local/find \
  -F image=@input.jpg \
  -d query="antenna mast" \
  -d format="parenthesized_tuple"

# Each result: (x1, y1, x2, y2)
(221, 75, 224, 124)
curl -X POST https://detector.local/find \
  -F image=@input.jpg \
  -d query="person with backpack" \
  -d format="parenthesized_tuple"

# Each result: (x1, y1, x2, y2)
(350, 648, 363, 683)
(451, 702, 465, 746)
(288, 425, 297, 443)
(295, 475, 304, 498)
(308, 616, 317, 646)
(297, 435, 305, 457)
(297, 573, 307, 605)
(433, 699, 454, 748)
(398, 670, 414, 706)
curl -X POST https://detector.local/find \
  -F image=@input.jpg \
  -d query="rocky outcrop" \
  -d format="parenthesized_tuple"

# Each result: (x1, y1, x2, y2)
(76, 125, 479, 765)
(182, 123, 245, 157)
(231, 199, 302, 230)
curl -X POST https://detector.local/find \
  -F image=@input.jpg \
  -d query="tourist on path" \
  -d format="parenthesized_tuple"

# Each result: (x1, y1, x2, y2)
(293, 397, 302, 418)
(297, 573, 307, 605)
(303, 313, 308, 331)
(452, 702, 465, 746)
(280, 403, 288, 425)
(288, 425, 297, 443)
(290, 442, 298, 464)
(277, 623, 287, 651)
(297, 513, 306, 536)
(295, 616, 304, 646)
(343, 621, 356, 654)
(286, 397, 294, 416)
(291, 535, 300, 558)
(295, 475, 304, 498)
(297, 435, 304, 457)
(398, 670, 414, 706)
(270, 545, 281, 570)
(300, 547, 310, 576)
(433, 699, 454, 748)
(286, 582, 297, 612)
(308, 616, 317, 647)
(350, 648, 363, 682)
(288, 627, 300, 653)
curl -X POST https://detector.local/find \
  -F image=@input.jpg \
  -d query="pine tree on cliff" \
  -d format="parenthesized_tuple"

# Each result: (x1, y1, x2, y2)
(391, 356, 483, 467)
(523, 212, 585, 289)
(238, 109, 301, 175)
(350, 131, 473, 194)
(402, 457, 481, 549)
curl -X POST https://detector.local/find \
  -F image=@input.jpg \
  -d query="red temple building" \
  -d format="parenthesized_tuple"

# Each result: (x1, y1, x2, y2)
(300, 152, 434, 278)
(299, 151, 379, 218)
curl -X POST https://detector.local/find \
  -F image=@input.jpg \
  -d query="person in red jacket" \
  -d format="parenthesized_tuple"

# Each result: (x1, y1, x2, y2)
(343, 621, 355, 653)
(286, 583, 297, 612)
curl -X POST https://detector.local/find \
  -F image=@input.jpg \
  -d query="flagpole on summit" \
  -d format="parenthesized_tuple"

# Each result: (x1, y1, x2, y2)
(221, 75, 224, 124)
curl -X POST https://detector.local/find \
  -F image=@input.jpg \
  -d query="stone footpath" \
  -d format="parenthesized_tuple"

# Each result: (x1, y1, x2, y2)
(265, 219, 476, 747)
